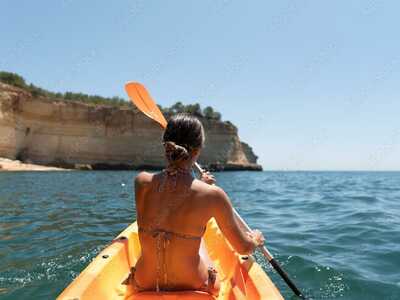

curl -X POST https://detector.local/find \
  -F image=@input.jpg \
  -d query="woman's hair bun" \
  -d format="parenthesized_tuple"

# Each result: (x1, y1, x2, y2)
(162, 113, 205, 164)
(163, 141, 190, 163)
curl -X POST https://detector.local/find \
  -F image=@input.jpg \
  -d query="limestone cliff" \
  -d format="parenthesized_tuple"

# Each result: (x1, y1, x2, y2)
(0, 82, 261, 171)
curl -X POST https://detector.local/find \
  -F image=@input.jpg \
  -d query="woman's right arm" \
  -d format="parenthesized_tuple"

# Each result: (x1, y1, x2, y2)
(210, 186, 263, 255)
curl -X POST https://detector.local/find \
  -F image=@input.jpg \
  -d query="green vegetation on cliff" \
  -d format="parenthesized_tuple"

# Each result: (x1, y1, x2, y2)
(0, 71, 222, 121)
(162, 102, 221, 120)
(0, 71, 127, 107)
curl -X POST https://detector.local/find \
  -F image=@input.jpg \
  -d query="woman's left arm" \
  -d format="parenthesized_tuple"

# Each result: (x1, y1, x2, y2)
(134, 171, 152, 222)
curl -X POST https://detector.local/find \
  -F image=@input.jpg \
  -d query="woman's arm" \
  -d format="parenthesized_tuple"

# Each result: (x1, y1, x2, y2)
(134, 171, 152, 223)
(210, 186, 263, 255)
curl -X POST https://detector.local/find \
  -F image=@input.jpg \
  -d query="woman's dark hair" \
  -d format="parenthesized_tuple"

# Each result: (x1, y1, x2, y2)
(162, 113, 205, 163)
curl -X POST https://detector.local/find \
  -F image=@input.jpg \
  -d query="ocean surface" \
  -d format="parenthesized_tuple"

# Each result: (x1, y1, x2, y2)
(0, 171, 399, 300)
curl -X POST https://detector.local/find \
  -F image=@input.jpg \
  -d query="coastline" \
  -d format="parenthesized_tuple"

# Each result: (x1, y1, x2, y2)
(0, 157, 69, 171)
(0, 81, 262, 171)
(0, 157, 263, 172)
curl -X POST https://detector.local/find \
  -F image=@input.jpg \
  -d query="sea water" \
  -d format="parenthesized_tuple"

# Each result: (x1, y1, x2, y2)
(0, 171, 399, 299)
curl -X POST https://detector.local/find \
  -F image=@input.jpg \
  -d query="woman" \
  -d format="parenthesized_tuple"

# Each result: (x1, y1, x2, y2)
(131, 113, 265, 295)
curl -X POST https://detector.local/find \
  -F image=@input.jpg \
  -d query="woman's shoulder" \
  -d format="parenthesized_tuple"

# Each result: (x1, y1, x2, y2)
(134, 171, 154, 187)
(192, 179, 228, 202)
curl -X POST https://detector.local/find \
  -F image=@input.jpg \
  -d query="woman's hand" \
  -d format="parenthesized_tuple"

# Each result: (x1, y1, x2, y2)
(200, 171, 216, 185)
(246, 229, 265, 248)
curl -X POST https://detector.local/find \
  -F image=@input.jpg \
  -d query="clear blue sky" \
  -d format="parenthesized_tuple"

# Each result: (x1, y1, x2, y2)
(1, 1, 399, 170)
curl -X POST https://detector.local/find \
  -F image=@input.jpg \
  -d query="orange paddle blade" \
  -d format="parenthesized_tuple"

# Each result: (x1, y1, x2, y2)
(124, 82, 168, 128)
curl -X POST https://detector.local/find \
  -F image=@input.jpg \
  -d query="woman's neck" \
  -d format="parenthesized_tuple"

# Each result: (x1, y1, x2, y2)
(167, 159, 195, 170)
(164, 162, 194, 179)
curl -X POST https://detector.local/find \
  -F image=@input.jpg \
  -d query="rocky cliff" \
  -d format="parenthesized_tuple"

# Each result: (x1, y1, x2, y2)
(0, 82, 261, 171)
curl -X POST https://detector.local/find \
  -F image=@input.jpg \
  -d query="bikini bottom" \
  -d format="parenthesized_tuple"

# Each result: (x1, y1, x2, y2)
(129, 266, 219, 296)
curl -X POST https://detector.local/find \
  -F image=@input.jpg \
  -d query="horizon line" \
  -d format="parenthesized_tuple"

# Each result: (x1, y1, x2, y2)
(261, 169, 400, 172)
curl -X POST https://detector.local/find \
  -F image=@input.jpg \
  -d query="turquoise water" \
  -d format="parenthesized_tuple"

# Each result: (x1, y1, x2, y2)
(0, 171, 399, 299)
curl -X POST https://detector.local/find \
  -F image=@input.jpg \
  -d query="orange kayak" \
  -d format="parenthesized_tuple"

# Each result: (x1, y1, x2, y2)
(57, 219, 284, 300)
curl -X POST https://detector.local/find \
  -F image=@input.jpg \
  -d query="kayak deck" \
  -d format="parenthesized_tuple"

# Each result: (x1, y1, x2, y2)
(57, 219, 284, 300)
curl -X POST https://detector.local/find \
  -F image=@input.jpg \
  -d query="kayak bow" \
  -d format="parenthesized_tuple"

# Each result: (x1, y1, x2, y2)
(57, 218, 284, 300)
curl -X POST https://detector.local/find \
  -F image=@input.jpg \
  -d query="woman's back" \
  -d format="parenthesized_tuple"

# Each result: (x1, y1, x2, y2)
(134, 170, 215, 291)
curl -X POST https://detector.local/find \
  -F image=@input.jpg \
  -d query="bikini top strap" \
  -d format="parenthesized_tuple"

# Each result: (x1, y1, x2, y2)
(138, 226, 205, 240)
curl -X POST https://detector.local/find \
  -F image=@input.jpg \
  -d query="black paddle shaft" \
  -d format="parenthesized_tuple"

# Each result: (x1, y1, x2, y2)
(269, 258, 305, 299)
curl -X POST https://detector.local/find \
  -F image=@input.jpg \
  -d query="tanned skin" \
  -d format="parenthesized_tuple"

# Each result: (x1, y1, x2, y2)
(133, 150, 264, 293)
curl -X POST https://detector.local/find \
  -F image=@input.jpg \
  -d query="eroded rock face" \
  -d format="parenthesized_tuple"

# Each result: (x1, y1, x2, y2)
(0, 82, 261, 170)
